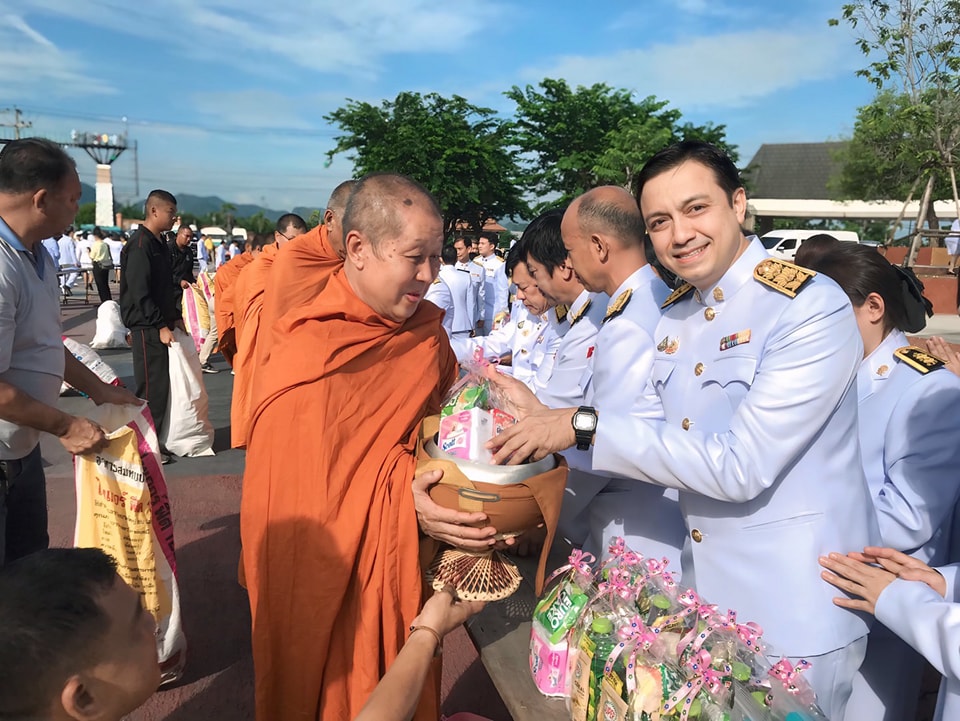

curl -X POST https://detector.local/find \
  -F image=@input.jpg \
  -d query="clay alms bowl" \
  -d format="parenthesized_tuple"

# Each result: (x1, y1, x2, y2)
(419, 434, 565, 538)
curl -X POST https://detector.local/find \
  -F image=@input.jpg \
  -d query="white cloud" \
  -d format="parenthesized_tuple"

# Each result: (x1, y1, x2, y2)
(20, 0, 505, 80)
(0, 14, 115, 98)
(519, 27, 859, 111)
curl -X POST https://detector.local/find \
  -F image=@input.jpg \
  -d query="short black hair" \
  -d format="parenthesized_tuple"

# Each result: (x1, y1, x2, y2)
(524, 208, 567, 275)
(0, 548, 118, 717)
(0, 138, 77, 195)
(276, 213, 307, 235)
(145, 189, 177, 211)
(441, 243, 457, 265)
(250, 232, 273, 251)
(635, 140, 742, 207)
(804, 242, 908, 333)
(505, 237, 529, 277)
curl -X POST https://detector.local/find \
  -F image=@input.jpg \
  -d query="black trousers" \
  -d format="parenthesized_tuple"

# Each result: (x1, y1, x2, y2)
(131, 327, 170, 442)
(92, 262, 112, 302)
(0, 444, 49, 567)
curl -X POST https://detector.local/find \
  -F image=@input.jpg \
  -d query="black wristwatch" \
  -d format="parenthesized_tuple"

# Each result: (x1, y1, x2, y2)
(571, 406, 598, 451)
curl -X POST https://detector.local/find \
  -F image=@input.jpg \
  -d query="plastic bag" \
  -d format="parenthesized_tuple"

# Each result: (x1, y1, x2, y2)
(438, 352, 516, 463)
(181, 285, 210, 354)
(90, 300, 129, 349)
(61, 337, 119, 395)
(73, 401, 187, 684)
(161, 328, 215, 457)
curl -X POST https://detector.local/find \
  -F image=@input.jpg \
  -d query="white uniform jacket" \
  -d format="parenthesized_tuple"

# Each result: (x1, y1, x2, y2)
(592, 239, 879, 656)
(456, 259, 485, 325)
(474, 254, 507, 329)
(875, 564, 960, 721)
(425, 264, 478, 337)
(858, 329, 960, 564)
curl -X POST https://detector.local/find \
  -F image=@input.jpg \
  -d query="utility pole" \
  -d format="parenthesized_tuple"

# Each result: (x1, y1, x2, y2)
(0, 107, 32, 139)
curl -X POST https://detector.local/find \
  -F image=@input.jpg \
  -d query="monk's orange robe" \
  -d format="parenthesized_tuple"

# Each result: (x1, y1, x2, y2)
(213, 251, 254, 367)
(240, 270, 456, 721)
(230, 244, 278, 449)
(256, 224, 342, 368)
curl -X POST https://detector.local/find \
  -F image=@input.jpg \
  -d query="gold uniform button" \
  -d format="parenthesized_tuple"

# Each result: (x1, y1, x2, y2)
(681, 418, 692, 431)
(704, 307, 716, 321)
(694, 362, 705, 376)
(691, 529, 703, 543)
(713, 287, 724, 302)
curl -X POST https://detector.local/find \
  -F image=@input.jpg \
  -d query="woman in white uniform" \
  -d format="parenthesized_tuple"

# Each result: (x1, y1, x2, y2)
(807, 243, 960, 721)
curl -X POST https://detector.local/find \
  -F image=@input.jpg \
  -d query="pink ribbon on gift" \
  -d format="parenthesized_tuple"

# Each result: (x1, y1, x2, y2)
(544, 548, 596, 587)
(661, 649, 732, 721)
(652, 588, 711, 638)
(724, 609, 764, 654)
(606, 536, 627, 561)
(769, 658, 810, 687)
(596, 566, 635, 602)
(603, 615, 659, 696)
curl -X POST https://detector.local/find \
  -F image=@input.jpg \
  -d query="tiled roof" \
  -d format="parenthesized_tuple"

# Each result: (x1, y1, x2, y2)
(744, 142, 848, 199)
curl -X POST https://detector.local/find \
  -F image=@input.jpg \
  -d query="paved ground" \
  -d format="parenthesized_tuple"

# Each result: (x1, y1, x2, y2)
(46, 292, 510, 721)
(48, 289, 960, 721)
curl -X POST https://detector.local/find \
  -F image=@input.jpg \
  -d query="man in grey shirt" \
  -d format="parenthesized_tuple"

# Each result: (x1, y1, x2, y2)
(0, 138, 138, 566)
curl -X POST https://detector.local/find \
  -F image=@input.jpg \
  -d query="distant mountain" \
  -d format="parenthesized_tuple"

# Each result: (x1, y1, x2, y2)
(81, 182, 95, 205)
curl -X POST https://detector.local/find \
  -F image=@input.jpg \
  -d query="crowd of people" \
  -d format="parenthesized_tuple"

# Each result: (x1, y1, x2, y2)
(4, 135, 960, 721)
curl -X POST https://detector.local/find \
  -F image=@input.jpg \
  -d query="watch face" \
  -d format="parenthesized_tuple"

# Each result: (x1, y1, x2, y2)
(573, 411, 597, 432)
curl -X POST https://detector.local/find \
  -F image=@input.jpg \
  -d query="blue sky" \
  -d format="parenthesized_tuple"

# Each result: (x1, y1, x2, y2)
(2, 0, 875, 212)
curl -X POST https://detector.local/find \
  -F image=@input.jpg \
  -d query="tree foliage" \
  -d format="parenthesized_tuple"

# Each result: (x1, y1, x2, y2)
(75, 203, 96, 225)
(832, 90, 950, 199)
(505, 79, 737, 209)
(832, 0, 960, 206)
(325, 92, 529, 237)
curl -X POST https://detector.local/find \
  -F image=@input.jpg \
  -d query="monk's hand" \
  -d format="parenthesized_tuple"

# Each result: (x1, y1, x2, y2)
(412, 469, 498, 551)
(488, 407, 576, 466)
(926, 336, 960, 378)
(484, 366, 545, 421)
(819, 551, 895, 615)
(857, 546, 947, 598)
(412, 586, 485, 640)
(159, 327, 175, 346)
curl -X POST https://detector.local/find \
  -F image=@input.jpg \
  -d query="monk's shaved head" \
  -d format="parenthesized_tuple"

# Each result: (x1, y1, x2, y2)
(342, 172, 441, 251)
(575, 186, 646, 249)
(326, 179, 356, 216)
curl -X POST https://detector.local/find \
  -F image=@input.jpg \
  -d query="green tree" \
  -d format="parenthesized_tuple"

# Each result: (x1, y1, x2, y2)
(325, 92, 529, 237)
(506, 79, 736, 209)
(116, 202, 144, 220)
(832, 0, 960, 259)
(241, 211, 274, 234)
(75, 203, 96, 225)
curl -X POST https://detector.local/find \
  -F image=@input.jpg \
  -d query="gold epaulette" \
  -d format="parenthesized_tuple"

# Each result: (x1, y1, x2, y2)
(569, 299, 592, 325)
(754, 259, 816, 298)
(603, 289, 632, 323)
(660, 283, 694, 309)
(895, 346, 945, 374)
(554, 304, 569, 324)
(432, 277, 442, 285)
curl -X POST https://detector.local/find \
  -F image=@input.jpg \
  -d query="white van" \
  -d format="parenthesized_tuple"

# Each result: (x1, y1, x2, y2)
(760, 229, 860, 261)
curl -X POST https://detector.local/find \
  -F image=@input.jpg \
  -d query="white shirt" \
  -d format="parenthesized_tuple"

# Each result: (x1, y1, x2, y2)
(474, 254, 508, 326)
(592, 238, 879, 656)
(424, 264, 478, 335)
(57, 235, 78, 267)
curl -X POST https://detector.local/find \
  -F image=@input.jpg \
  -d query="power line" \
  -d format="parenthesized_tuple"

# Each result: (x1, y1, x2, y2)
(16, 104, 340, 138)
(0, 107, 32, 139)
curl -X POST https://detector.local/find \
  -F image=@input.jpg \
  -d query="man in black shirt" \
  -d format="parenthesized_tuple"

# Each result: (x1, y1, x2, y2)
(168, 225, 195, 313)
(119, 190, 179, 462)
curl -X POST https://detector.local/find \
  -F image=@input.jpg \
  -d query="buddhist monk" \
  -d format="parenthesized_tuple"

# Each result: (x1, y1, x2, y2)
(256, 180, 355, 368)
(240, 172, 498, 721)
(230, 216, 308, 449)
(213, 240, 257, 367)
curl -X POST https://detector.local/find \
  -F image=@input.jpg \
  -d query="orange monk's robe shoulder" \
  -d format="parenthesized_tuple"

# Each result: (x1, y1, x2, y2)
(229, 244, 278, 449)
(214, 251, 255, 366)
(256, 224, 342, 367)
(240, 272, 455, 721)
